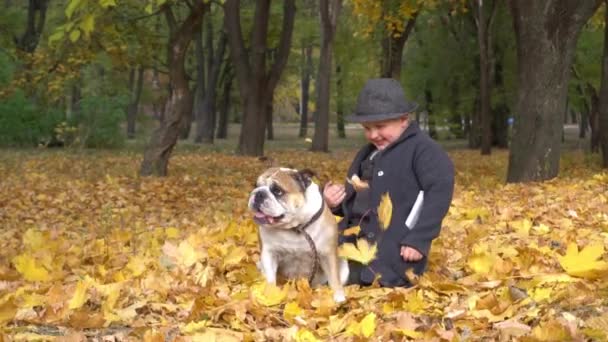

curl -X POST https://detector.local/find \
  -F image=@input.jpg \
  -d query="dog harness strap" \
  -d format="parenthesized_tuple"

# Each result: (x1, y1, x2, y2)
(294, 197, 325, 284)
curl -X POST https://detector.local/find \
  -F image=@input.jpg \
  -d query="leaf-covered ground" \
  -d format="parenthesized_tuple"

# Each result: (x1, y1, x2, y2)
(0, 149, 607, 341)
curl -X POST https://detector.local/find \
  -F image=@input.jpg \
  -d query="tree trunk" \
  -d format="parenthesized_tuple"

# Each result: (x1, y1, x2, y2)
(140, 3, 206, 176)
(266, 97, 274, 140)
(312, 0, 341, 152)
(195, 16, 227, 144)
(126, 66, 144, 139)
(299, 44, 313, 138)
(224, 0, 295, 156)
(476, 0, 497, 155)
(336, 64, 345, 138)
(600, 0, 608, 167)
(15, 0, 49, 53)
(492, 53, 509, 148)
(217, 65, 234, 139)
(468, 94, 481, 148)
(587, 83, 600, 152)
(425, 89, 437, 139)
(506, 0, 601, 183)
(380, 14, 418, 79)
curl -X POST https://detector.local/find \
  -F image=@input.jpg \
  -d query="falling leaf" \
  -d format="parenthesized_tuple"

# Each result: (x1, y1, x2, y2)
(338, 239, 377, 264)
(558, 243, 608, 279)
(347, 174, 369, 192)
(377, 192, 393, 230)
(342, 226, 361, 236)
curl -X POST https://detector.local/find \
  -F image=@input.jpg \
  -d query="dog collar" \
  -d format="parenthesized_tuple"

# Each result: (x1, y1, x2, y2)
(293, 196, 325, 232)
(293, 196, 325, 284)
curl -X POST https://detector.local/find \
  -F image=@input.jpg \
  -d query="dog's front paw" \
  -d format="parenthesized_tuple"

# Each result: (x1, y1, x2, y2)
(333, 291, 346, 303)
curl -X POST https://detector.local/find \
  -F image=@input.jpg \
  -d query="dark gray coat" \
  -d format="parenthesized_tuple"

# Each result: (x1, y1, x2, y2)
(335, 122, 454, 286)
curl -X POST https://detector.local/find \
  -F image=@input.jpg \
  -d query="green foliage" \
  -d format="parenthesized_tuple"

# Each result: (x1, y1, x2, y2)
(0, 53, 14, 85)
(0, 91, 64, 147)
(69, 95, 128, 148)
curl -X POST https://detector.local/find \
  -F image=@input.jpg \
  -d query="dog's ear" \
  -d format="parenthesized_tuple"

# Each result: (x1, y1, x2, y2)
(293, 168, 316, 191)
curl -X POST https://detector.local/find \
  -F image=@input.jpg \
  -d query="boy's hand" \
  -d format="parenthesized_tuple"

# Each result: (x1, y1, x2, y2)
(323, 181, 346, 209)
(400, 246, 423, 262)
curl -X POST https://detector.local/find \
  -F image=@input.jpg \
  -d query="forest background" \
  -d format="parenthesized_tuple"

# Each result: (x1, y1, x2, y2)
(1, 0, 608, 340)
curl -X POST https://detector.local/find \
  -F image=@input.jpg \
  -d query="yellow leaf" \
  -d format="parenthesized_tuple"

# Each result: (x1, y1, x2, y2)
(397, 329, 423, 338)
(378, 192, 393, 230)
(530, 287, 552, 302)
(338, 239, 377, 265)
(165, 227, 180, 238)
(347, 174, 369, 192)
(178, 240, 201, 268)
(0, 299, 17, 326)
(295, 328, 320, 342)
(69, 29, 81, 43)
(342, 226, 360, 236)
(223, 247, 247, 267)
(283, 301, 303, 321)
(23, 229, 46, 250)
(467, 252, 495, 274)
(558, 243, 608, 279)
(188, 328, 243, 342)
(181, 320, 209, 334)
(126, 256, 147, 277)
(327, 314, 348, 335)
(511, 219, 532, 236)
(12, 254, 51, 282)
(68, 279, 90, 310)
(80, 15, 95, 36)
(251, 282, 287, 307)
(360, 313, 377, 338)
(532, 320, 570, 341)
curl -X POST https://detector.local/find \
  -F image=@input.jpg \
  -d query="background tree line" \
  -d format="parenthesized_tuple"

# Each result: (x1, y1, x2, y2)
(1, 0, 607, 182)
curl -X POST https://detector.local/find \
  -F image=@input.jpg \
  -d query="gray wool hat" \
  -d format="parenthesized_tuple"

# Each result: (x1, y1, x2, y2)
(347, 78, 418, 123)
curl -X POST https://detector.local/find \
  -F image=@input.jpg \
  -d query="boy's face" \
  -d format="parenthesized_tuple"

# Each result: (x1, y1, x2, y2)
(362, 115, 409, 150)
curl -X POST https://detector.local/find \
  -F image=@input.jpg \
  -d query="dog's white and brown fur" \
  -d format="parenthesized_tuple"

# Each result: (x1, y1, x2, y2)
(249, 167, 349, 302)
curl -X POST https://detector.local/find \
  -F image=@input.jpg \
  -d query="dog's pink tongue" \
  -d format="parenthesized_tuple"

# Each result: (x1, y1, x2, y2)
(254, 212, 274, 224)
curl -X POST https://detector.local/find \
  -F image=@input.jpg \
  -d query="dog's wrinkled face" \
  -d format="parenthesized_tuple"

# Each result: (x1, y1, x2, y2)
(248, 167, 314, 228)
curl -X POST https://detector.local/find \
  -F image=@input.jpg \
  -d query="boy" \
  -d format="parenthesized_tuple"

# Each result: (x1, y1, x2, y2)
(323, 78, 454, 287)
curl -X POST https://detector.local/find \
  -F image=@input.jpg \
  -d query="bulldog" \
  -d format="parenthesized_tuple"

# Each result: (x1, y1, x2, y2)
(248, 167, 349, 303)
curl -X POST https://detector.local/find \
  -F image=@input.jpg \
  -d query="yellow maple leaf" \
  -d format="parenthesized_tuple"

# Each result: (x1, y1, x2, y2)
(558, 243, 608, 279)
(467, 251, 496, 275)
(378, 192, 393, 230)
(68, 279, 91, 310)
(223, 247, 247, 268)
(12, 254, 51, 282)
(338, 239, 377, 265)
(511, 219, 532, 236)
(283, 301, 303, 321)
(251, 282, 287, 307)
(346, 312, 376, 338)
